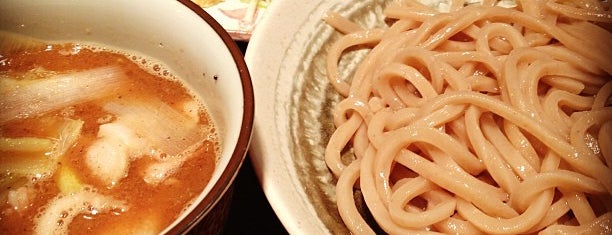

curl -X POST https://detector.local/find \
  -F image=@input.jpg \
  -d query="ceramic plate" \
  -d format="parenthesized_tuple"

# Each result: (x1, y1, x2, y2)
(196, 0, 272, 40)
(245, 0, 390, 233)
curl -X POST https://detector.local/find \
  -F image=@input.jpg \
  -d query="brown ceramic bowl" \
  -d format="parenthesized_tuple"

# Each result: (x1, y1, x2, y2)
(0, 0, 253, 234)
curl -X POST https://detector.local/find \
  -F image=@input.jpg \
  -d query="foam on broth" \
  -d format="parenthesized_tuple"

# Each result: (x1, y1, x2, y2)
(0, 39, 219, 234)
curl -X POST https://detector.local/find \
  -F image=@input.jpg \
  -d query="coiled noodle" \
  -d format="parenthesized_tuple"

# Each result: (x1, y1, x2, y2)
(324, 0, 612, 234)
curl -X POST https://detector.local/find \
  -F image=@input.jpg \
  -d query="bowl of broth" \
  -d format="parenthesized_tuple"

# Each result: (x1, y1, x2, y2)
(0, 0, 253, 234)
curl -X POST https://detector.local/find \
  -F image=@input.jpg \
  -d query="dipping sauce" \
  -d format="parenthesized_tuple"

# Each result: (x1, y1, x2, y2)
(0, 35, 218, 234)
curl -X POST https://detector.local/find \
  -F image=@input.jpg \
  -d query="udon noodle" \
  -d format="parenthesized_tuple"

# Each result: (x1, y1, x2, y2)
(324, 0, 612, 234)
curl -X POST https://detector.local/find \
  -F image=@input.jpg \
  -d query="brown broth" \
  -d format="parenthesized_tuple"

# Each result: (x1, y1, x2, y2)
(0, 43, 217, 234)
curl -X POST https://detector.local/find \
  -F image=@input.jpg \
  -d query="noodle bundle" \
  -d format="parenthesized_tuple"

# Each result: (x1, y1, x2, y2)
(324, 0, 612, 234)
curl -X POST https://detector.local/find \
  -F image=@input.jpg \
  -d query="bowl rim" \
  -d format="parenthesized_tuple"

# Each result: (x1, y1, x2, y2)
(166, 0, 254, 234)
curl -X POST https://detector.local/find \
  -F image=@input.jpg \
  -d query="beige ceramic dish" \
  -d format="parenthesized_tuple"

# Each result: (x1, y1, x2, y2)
(246, 0, 388, 234)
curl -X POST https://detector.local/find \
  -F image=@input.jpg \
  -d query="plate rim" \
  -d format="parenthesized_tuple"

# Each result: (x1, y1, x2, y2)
(245, 0, 337, 234)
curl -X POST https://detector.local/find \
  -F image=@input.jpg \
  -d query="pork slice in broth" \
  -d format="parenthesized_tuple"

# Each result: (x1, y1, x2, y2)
(84, 122, 148, 187)
(34, 190, 128, 235)
(101, 97, 207, 185)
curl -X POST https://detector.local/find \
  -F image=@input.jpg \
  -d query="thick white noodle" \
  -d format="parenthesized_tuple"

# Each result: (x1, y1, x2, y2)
(324, 0, 612, 234)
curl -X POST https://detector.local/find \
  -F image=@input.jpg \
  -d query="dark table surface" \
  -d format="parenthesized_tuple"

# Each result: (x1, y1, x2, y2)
(222, 157, 288, 235)
(221, 41, 288, 235)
